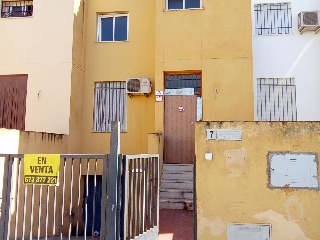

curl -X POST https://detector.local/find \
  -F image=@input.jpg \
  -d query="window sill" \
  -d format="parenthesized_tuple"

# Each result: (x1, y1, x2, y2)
(164, 7, 204, 11)
(0, 16, 33, 19)
(92, 131, 128, 133)
(254, 33, 294, 37)
(95, 40, 129, 43)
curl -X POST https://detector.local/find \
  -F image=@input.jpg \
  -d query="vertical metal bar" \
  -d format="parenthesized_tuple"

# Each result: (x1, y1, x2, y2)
(0, 155, 12, 240)
(137, 158, 141, 235)
(91, 159, 98, 239)
(29, 184, 35, 240)
(116, 155, 122, 239)
(14, 158, 22, 240)
(22, 185, 28, 240)
(52, 185, 57, 240)
(193, 155, 197, 240)
(75, 158, 82, 239)
(155, 157, 159, 228)
(101, 155, 108, 240)
(148, 158, 152, 229)
(127, 159, 132, 239)
(143, 158, 147, 232)
(120, 156, 128, 240)
(151, 157, 155, 227)
(132, 158, 136, 237)
(45, 186, 49, 240)
(0, 155, 9, 240)
(68, 158, 75, 239)
(37, 185, 43, 239)
(141, 158, 145, 233)
(145, 157, 149, 230)
(84, 158, 89, 239)
(60, 158, 67, 239)
(5, 158, 15, 240)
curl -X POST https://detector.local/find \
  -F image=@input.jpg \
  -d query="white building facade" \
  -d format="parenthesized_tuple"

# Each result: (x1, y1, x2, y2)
(252, 0, 320, 121)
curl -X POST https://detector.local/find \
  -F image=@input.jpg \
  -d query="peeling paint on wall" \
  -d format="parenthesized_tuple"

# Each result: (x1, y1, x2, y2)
(224, 148, 247, 177)
(285, 195, 304, 221)
(254, 210, 310, 240)
(198, 205, 226, 237)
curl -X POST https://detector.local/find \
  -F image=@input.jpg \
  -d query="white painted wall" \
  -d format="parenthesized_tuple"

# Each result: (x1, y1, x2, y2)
(252, 0, 320, 120)
(0, 0, 75, 134)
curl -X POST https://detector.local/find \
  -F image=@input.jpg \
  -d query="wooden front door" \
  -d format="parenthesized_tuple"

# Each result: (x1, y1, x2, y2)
(164, 95, 197, 164)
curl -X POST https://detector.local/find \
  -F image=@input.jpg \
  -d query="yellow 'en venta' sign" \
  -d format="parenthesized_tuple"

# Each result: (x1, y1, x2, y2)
(24, 154, 60, 186)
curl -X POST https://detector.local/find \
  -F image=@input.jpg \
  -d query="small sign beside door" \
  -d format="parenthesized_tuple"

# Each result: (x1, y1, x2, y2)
(155, 90, 163, 102)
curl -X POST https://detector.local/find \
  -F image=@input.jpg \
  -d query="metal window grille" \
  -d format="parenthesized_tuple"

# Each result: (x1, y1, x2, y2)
(254, 3, 292, 35)
(0, 75, 27, 130)
(93, 82, 127, 132)
(1, 1, 33, 18)
(257, 78, 297, 121)
(165, 74, 201, 95)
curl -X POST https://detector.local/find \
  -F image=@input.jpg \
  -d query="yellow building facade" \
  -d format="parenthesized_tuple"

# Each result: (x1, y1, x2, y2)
(81, 0, 253, 156)
(0, 0, 253, 155)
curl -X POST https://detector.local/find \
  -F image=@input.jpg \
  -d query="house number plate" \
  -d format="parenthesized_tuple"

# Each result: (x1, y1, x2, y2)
(206, 129, 242, 141)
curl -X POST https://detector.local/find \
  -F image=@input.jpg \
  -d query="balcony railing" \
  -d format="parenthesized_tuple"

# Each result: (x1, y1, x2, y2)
(1, 1, 33, 18)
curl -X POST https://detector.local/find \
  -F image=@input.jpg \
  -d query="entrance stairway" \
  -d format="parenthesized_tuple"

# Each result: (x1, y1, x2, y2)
(159, 164, 194, 210)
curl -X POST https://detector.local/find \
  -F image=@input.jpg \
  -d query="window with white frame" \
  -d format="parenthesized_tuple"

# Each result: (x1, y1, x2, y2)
(93, 82, 127, 132)
(97, 13, 128, 42)
(256, 78, 297, 121)
(166, 0, 201, 10)
(254, 3, 292, 35)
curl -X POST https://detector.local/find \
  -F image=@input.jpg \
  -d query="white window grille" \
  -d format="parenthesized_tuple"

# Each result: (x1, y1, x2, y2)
(93, 82, 127, 132)
(254, 3, 292, 35)
(257, 78, 297, 121)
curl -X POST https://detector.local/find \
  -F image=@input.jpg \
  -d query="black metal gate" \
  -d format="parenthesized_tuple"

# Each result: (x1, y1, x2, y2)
(0, 153, 159, 240)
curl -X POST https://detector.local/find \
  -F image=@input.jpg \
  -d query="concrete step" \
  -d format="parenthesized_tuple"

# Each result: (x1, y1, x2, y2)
(162, 172, 193, 181)
(160, 189, 193, 200)
(160, 164, 194, 210)
(160, 180, 193, 190)
(159, 199, 193, 211)
(163, 164, 193, 173)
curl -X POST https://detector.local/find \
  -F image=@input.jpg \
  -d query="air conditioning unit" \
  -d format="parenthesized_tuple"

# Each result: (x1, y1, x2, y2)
(298, 11, 320, 34)
(126, 78, 152, 94)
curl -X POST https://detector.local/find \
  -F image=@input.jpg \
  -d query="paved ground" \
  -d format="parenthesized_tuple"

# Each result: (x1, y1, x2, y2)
(159, 209, 194, 240)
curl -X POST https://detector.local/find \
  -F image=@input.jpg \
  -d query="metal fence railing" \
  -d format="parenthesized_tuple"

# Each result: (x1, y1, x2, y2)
(0, 153, 160, 240)
(0, 154, 108, 239)
(122, 154, 159, 240)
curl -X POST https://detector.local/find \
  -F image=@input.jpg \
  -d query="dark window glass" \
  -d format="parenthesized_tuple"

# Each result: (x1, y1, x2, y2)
(165, 74, 201, 95)
(168, 0, 183, 9)
(185, 0, 200, 8)
(101, 17, 113, 41)
(114, 16, 128, 41)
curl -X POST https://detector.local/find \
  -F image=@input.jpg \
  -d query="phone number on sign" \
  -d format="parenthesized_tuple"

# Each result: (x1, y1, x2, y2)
(24, 176, 57, 185)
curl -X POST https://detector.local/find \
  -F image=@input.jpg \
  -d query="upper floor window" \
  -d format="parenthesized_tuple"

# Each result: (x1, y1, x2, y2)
(254, 3, 292, 35)
(256, 78, 297, 121)
(0, 75, 28, 130)
(166, 0, 201, 10)
(1, 1, 33, 18)
(97, 13, 128, 42)
(93, 82, 127, 132)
